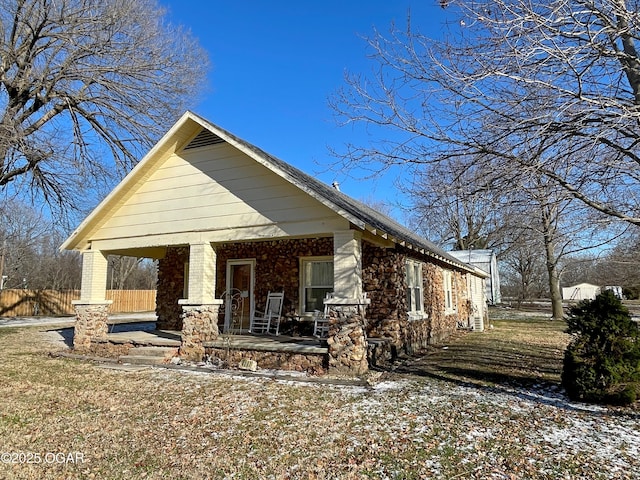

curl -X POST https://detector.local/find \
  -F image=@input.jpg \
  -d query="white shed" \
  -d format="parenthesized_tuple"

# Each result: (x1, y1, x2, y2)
(449, 249, 501, 305)
(562, 283, 601, 301)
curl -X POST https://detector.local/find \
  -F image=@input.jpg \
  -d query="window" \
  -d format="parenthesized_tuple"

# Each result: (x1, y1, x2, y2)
(300, 257, 333, 314)
(406, 260, 424, 319)
(443, 270, 455, 313)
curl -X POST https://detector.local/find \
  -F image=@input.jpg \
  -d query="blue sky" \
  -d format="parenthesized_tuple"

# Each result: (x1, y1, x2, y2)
(161, 0, 452, 221)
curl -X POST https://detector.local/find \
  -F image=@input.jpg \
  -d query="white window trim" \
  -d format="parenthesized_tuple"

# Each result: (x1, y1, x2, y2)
(406, 260, 427, 321)
(443, 270, 456, 314)
(299, 256, 334, 317)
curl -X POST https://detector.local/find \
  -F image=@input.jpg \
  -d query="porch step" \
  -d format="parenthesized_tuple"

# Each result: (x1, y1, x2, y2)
(119, 346, 178, 366)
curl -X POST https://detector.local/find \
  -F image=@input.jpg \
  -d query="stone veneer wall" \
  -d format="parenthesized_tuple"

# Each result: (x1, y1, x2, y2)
(180, 304, 220, 361)
(454, 271, 471, 325)
(216, 237, 333, 319)
(362, 241, 470, 355)
(155, 238, 473, 362)
(326, 303, 369, 374)
(156, 246, 188, 330)
(206, 347, 327, 374)
(362, 243, 407, 346)
(155, 239, 333, 333)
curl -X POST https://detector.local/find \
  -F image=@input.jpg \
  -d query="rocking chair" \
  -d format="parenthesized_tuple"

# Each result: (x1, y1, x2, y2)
(313, 292, 333, 338)
(313, 309, 330, 338)
(249, 291, 284, 335)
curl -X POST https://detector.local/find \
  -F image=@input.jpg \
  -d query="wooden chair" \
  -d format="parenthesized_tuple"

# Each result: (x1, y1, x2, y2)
(250, 291, 284, 335)
(313, 292, 334, 338)
(313, 309, 329, 338)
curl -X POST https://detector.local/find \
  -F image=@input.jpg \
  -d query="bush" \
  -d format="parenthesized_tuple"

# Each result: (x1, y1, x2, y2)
(622, 285, 640, 300)
(562, 290, 640, 405)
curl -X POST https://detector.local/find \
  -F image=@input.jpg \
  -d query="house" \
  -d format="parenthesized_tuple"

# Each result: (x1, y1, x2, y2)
(449, 249, 501, 305)
(61, 111, 489, 375)
(562, 283, 601, 302)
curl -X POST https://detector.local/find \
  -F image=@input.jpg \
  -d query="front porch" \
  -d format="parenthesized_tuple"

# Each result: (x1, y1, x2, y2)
(94, 327, 329, 373)
(103, 328, 327, 354)
(73, 231, 372, 375)
(85, 324, 394, 374)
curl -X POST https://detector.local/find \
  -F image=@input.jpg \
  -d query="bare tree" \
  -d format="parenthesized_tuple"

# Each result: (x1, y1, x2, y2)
(407, 158, 507, 250)
(501, 241, 548, 302)
(0, 199, 49, 287)
(107, 255, 156, 290)
(0, 199, 81, 288)
(332, 0, 640, 227)
(0, 0, 208, 215)
(586, 230, 640, 298)
(408, 150, 618, 317)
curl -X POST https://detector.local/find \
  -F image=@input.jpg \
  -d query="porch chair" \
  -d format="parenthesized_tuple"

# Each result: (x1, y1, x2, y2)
(313, 292, 333, 338)
(249, 291, 284, 335)
(313, 310, 329, 338)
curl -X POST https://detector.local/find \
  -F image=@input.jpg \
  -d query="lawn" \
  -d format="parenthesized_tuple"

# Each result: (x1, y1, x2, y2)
(0, 313, 638, 480)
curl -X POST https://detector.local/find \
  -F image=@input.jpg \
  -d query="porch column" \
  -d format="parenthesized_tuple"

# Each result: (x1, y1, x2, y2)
(72, 249, 111, 350)
(178, 242, 222, 361)
(333, 230, 363, 301)
(326, 230, 370, 375)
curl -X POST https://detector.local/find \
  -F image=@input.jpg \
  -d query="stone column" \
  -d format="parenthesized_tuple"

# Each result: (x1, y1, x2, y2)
(179, 302, 222, 361)
(325, 297, 370, 375)
(73, 249, 111, 349)
(178, 242, 221, 361)
(72, 302, 110, 350)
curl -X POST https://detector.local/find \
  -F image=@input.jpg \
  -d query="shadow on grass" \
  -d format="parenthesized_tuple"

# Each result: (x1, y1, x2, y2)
(392, 319, 640, 417)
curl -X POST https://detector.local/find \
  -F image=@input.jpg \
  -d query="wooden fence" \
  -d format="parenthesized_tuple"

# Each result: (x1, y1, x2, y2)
(0, 289, 156, 317)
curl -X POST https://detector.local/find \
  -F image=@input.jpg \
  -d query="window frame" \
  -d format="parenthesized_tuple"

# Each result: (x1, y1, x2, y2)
(406, 259, 426, 321)
(299, 256, 334, 316)
(443, 270, 456, 314)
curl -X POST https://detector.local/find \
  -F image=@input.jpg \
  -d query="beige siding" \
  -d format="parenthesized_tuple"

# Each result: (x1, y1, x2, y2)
(92, 143, 346, 244)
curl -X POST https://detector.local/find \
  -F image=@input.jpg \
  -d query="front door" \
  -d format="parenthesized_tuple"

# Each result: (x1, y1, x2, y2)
(224, 260, 255, 332)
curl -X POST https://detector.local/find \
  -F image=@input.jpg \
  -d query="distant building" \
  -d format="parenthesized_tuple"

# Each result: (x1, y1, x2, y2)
(562, 284, 624, 302)
(450, 249, 501, 305)
(562, 283, 600, 301)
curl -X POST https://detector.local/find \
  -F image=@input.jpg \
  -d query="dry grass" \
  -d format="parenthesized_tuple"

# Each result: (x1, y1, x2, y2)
(0, 315, 638, 480)
(395, 313, 571, 387)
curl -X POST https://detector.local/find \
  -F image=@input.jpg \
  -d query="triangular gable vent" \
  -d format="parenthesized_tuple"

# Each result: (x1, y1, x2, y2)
(183, 128, 225, 150)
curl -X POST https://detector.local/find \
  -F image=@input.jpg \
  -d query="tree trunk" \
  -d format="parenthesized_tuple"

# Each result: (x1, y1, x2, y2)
(543, 234, 564, 320)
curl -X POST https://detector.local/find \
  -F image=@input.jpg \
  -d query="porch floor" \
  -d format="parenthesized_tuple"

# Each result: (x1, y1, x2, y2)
(104, 330, 328, 355)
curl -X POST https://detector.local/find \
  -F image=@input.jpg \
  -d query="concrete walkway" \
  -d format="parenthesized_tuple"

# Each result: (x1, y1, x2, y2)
(0, 312, 156, 328)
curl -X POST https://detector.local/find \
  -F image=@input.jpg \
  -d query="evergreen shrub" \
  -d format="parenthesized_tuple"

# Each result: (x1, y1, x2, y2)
(562, 290, 640, 405)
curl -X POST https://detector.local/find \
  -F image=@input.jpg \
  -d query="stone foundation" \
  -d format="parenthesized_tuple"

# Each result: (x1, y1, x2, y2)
(73, 303, 110, 350)
(207, 348, 327, 374)
(179, 304, 221, 361)
(367, 337, 396, 368)
(326, 302, 369, 375)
